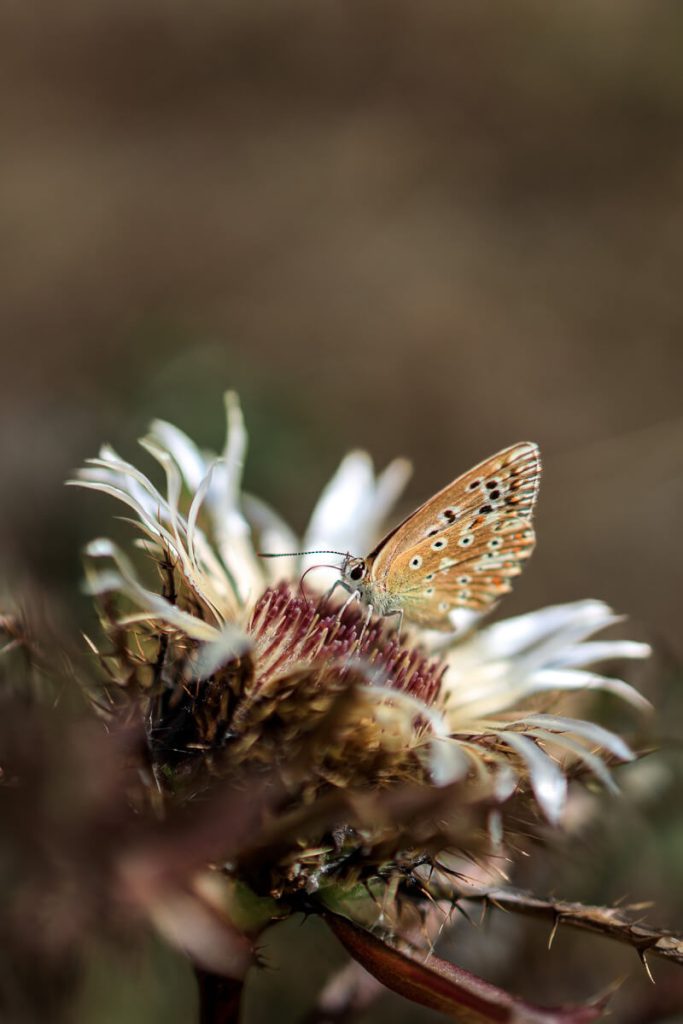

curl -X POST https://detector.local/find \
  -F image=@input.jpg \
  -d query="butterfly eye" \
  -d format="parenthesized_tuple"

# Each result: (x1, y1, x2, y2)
(348, 562, 365, 582)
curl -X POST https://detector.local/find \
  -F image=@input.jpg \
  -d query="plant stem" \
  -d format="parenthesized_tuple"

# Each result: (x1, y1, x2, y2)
(195, 968, 244, 1024)
(466, 888, 683, 970)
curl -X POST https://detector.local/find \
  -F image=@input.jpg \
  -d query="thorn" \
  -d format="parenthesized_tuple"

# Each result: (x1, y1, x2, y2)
(548, 912, 561, 950)
(433, 905, 455, 947)
(637, 947, 655, 985)
(452, 901, 476, 927)
(414, 882, 442, 913)
(81, 632, 99, 654)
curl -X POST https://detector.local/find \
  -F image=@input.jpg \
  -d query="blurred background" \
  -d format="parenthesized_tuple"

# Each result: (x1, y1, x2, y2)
(1, 1, 683, 1021)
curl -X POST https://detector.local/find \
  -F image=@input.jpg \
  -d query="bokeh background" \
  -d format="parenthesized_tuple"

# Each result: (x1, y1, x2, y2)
(2, 2, 683, 1022)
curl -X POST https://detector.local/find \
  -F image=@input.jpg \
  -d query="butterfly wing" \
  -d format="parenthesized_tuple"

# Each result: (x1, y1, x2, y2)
(369, 443, 540, 628)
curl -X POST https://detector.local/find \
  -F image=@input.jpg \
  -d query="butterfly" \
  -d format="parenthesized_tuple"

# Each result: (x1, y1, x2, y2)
(261, 443, 541, 632)
(331, 442, 541, 633)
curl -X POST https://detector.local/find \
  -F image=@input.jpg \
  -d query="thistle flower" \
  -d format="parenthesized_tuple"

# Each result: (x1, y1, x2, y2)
(69, 392, 657, 1022)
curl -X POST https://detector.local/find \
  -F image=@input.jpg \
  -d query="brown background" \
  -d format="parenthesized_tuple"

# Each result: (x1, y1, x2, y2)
(1, 3, 682, 1022)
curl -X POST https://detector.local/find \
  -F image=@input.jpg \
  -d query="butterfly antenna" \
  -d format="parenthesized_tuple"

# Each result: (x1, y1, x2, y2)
(298, 563, 342, 600)
(258, 549, 348, 558)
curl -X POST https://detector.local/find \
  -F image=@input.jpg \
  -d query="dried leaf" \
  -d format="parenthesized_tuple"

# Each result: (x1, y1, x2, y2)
(325, 910, 608, 1023)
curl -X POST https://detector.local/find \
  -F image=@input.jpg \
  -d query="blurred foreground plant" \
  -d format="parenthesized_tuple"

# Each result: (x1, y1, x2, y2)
(1, 393, 681, 1024)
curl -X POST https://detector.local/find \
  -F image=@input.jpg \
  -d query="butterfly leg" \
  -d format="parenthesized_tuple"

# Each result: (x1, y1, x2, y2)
(317, 577, 347, 614)
(336, 587, 361, 622)
(384, 608, 404, 642)
(323, 584, 361, 627)
(358, 603, 374, 645)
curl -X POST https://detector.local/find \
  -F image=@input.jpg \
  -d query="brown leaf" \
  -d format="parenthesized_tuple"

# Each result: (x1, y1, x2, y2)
(325, 910, 608, 1024)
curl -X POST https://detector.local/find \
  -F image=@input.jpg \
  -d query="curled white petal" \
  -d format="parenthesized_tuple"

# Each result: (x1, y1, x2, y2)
(147, 419, 208, 492)
(187, 460, 222, 568)
(372, 458, 415, 529)
(441, 599, 650, 723)
(84, 539, 221, 642)
(209, 392, 265, 604)
(525, 729, 620, 794)
(302, 451, 411, 591)
(445, 666, 650, 720)
(242, 493, 300, 583)
(513, 713, 634, 763)
(428, 736, 471, 786)
(521, 668, 651, 712)
(496, 731, 567, 824)
(192, 625, 252, 680)
(472, 600, 622, 666)
(547, 640, 651, 669)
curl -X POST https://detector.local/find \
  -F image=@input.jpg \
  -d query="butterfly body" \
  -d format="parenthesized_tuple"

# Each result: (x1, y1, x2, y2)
(338, 442, 541, 631)
(340, 555, 401, 618)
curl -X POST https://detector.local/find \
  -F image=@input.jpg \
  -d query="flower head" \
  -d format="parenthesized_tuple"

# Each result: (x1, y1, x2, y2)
(72, 393, 649, 845)
(62, 392, 663, 1019)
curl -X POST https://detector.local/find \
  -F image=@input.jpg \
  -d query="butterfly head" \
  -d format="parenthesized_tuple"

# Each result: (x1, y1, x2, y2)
(341, 555, 368, 589)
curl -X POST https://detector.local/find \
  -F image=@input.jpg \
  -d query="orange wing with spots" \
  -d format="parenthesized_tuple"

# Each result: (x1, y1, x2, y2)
(367, 443, 540, 629)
